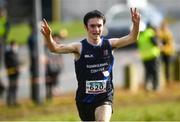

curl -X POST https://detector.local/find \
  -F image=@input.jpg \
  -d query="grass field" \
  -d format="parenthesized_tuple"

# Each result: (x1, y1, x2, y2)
(0, 82, 180, 121)
(7, 21, 86, 45)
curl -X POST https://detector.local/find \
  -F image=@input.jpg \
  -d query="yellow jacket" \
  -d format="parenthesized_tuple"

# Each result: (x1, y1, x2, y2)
(138, 28, 160, 61)
(158, 29, 174, 56)
(0, 16, 7, 37)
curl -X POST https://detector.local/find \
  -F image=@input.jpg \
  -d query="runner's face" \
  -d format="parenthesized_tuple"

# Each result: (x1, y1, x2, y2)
(86, 18, 104, 40)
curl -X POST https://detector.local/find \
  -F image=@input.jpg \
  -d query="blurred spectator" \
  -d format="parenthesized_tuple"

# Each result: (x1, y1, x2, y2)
(4, 40, 20, 106)
(27, 22, 41, 104)
(137, 23, 161, 91)
(45, 33, 64, 100)
(0, 6, 10, 96)
(157, 20, 175, 84)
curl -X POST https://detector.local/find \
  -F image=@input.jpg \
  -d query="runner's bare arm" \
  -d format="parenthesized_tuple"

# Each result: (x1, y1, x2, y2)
(109, 8, 140, 49)
(41, 19, 81, 54)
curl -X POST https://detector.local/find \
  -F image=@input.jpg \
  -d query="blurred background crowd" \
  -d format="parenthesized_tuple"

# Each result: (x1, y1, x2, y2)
(0, 0, 179, 111)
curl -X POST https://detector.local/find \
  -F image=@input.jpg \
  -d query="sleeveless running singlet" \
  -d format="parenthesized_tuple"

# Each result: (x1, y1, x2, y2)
(74, 38, 114, 104)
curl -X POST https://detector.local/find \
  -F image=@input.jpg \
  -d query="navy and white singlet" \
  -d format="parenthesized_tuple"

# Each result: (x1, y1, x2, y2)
(74, 38, 114, 104)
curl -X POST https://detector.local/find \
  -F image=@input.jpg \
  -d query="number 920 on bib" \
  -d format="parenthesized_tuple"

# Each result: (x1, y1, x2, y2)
(86, 80, 107, 94)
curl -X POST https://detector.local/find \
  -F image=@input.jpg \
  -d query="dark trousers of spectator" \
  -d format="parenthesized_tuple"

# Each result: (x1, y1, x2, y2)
(7, 74, 18, 106)
(46, 81, 53, 100)
(0, 40, 5, 96)
(143, 58, 160, 91)
(0, 81, 5, 96)
(45, 73, 59, 100)
(161, 54, 172, 82)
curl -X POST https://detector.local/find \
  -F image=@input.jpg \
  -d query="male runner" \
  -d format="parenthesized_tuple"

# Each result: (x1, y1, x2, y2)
(41, 8, 140, 121)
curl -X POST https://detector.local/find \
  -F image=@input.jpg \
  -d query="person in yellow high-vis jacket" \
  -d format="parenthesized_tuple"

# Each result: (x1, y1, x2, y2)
(0, 7, 9, 61)
(157, 20, 174, 83)
(137, 23, 160, 91)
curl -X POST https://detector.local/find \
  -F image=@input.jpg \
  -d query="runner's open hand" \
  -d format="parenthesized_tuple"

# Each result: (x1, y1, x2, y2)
(41, 19, 52, 38)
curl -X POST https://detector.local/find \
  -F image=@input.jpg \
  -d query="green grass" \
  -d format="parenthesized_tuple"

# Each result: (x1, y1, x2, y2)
(1, 97, 180, 121)
(51, 21, 85, 39)
(112, 101, 180, 121)
(7, 21, 86, 45)
(18, 101, 180, 121)
(1, 83, 180, 121)
(7, 23, 30, 45)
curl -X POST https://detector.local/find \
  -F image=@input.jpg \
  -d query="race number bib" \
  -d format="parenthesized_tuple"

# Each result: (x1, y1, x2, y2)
(86, 80, 107, 94)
